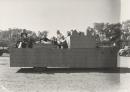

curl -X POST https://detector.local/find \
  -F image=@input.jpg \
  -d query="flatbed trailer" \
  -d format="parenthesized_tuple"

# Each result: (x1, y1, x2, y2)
(10, 47, 118, 68)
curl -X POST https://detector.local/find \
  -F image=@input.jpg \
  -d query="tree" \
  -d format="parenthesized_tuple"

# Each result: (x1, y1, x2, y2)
(41, 30, 49, 38)
(94, 23, 104, 33)
(122, 20, 130, 32)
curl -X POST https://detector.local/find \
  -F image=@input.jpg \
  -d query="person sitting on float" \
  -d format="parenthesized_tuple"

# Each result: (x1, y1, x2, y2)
(60, 36, 68, 49)
(27, 33, 35, 48)
(40, 31, 51, 44)
(56, 30, 63, 48)
(51, 36, 58, 46)
(17, 29, 29, 48)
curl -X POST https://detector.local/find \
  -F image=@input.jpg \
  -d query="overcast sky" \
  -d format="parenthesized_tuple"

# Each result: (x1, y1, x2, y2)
(0, 0, 122, 36)
(121, 0, 130, 22)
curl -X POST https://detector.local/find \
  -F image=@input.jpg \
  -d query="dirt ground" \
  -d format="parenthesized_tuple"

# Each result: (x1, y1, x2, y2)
(0, 54, 130, 92)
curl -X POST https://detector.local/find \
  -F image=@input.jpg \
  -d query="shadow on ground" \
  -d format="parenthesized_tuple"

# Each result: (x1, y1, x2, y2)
(16, 68, 130, 74)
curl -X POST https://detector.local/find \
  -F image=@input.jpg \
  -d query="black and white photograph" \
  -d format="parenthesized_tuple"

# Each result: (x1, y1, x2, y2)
(0, 0, 130, 92)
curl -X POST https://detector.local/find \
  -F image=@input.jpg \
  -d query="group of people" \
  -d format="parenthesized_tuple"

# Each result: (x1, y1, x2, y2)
(16, 30, 71, 49)
(16, 30, 34, 48)
(55, 30, 71, 49)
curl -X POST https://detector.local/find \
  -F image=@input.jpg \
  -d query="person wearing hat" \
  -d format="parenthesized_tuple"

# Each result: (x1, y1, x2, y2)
(18, 29, 29, 48)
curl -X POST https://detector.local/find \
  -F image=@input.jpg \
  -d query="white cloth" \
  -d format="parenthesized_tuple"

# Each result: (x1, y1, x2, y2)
(41, 41, 51, 44)
(66, 36, 71, 48)
(18, 42, 22, 48)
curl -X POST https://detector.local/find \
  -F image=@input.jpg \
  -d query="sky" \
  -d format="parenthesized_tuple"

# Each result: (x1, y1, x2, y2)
(121, 0, 130, 22)
(0, 0, 121, 37)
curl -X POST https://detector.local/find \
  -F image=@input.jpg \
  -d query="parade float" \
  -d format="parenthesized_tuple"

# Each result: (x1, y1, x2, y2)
(10, 30, 119, 68)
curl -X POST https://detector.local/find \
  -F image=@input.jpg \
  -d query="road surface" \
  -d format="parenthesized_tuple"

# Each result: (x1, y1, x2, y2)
(0, 54, 130, 92)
